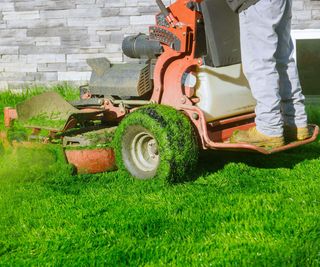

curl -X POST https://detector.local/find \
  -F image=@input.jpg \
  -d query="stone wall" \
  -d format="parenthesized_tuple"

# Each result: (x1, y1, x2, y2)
(292, 0, 320, 28)
(0, 0, 319, 90)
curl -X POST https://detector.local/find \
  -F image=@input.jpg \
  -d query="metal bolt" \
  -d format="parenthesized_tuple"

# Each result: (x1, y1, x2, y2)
(192, 113, 199, 120)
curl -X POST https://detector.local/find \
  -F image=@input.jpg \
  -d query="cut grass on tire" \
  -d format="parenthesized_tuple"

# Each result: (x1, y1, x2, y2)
(113, 105, 199, 183)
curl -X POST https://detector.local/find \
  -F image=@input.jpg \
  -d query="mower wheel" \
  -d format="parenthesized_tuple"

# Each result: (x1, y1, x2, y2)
(113, 105, 199, 183)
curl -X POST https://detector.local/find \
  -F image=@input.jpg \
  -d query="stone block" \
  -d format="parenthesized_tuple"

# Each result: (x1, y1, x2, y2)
(37, 63, 67, 72)
(67, 17, 129, 27)
(103, 0, 126, 8)
(35, 37, 61, 46)
(2, 11, 40, 20)
(0, 81, 9, 91)
(0, 22, 6, 30)
(0, 3, 14, 12)
(104, 43, 121, 53)
(67, 62, 91, 71)
(20, 46, 64, 55)
(101, 8, 120, 17)
(293, 10, 312, 21)
(7, 82, 35, 90)
(0, 55, 19, 62)
(26, 54, 65, 64)
(120, 7, 140, 16)
(33, 72, 58, 81)
(67, 53, 102, 63)
(0, 46, 19, 55)
(126, 1, 139, 7)
(67, 8, 102, 18)
(130, 15, 155, 25)
(15, 0, 76, 11)
(0, 72, 35, 81)
(27, 27, 87, 38)
(0, 29, 27, 39)
(312, 9, 320, 20)
(138, 6, 159, 14)
(40, 10, 69, 19)
(75, 0, 96, 4)
(3, 63, 38, 73)
(7, 18, 66, 29)
(58, 71, 91, 81)
(76, 4, 104, 9)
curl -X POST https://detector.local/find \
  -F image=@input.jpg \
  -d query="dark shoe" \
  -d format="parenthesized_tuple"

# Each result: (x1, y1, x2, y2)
(284, 125, 311, 142)
(230, 126, 285, 148)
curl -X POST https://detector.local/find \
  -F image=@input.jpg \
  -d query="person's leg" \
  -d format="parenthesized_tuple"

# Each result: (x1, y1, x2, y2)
(275, 0, 308, 130)
(239, 0, 288, 137)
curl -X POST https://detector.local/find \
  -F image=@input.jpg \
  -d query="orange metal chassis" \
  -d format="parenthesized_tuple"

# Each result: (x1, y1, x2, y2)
(133, 0, 318, 154)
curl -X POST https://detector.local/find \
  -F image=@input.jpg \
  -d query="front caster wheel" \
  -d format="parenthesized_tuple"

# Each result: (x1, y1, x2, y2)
(113, 105, 199, 183)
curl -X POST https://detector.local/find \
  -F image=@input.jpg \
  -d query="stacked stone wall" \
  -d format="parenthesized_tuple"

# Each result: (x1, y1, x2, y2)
(0, 0, 318, 89)
(292, 0, 320, 28)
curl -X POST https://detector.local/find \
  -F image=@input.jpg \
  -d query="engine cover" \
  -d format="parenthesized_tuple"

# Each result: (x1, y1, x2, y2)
(87, 58, 152, 97)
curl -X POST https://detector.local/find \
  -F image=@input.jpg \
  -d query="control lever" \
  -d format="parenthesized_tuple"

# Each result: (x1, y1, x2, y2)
(156, 0, 170, 17)
(155, 0, 178, 26)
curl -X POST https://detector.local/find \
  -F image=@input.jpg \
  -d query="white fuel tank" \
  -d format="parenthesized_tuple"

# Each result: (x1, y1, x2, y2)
(195, 64, 256, 122)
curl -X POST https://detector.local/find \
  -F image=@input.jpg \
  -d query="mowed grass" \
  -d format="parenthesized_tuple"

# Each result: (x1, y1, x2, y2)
(0, 88, 320, 266)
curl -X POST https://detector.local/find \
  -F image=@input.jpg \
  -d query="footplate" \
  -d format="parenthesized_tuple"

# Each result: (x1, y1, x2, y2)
(206, 124, 319, 155)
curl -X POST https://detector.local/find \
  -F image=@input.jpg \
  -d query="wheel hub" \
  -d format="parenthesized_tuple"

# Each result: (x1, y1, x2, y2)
(131, 132, 159, 172)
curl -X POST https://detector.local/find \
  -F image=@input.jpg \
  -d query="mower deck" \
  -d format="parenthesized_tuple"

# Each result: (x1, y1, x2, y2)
(16, 92, 104, 132)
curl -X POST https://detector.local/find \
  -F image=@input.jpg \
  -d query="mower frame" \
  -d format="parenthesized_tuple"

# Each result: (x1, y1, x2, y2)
(92, 0, 319, 154)
(4, 0, 319, 158)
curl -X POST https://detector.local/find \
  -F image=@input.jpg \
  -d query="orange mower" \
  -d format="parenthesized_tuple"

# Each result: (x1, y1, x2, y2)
(3, 0, 319, 182)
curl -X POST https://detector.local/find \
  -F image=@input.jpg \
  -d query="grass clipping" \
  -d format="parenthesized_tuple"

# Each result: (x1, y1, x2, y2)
(0, 142, 73, 181)
(0, 85, 79, 180)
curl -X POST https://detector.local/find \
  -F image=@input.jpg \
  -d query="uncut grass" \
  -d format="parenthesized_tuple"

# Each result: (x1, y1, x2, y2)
(0, 89, 319, 265)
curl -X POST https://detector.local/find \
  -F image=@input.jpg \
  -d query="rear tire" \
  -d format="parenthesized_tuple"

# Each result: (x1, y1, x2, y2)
(113, 105, 199, 183)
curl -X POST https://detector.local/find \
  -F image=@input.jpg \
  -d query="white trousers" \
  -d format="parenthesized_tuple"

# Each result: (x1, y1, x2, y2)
(239, 0, 308, 136)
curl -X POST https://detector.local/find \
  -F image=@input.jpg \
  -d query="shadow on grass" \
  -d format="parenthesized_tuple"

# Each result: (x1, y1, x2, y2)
(190, 105, 320, 182)
(197, 140, 320, 177)
(39, 137, 320, 189)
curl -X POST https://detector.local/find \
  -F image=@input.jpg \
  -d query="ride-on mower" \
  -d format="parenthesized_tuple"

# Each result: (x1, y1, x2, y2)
(3, 0, 319, 182)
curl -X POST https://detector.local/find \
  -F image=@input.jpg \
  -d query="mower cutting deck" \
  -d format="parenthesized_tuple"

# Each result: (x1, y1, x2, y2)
(4, 0, 319, 181)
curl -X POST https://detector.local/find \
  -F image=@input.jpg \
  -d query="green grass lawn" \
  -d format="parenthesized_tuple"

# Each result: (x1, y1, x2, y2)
(0, 88, 319, 266)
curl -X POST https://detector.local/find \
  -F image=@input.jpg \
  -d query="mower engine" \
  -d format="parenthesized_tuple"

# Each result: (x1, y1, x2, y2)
(84, 34, 163, 101)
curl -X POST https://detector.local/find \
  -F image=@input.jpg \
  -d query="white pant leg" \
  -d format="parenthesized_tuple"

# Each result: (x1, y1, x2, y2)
(240, 0, 289, 136)
(275, 0, 308, 128)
